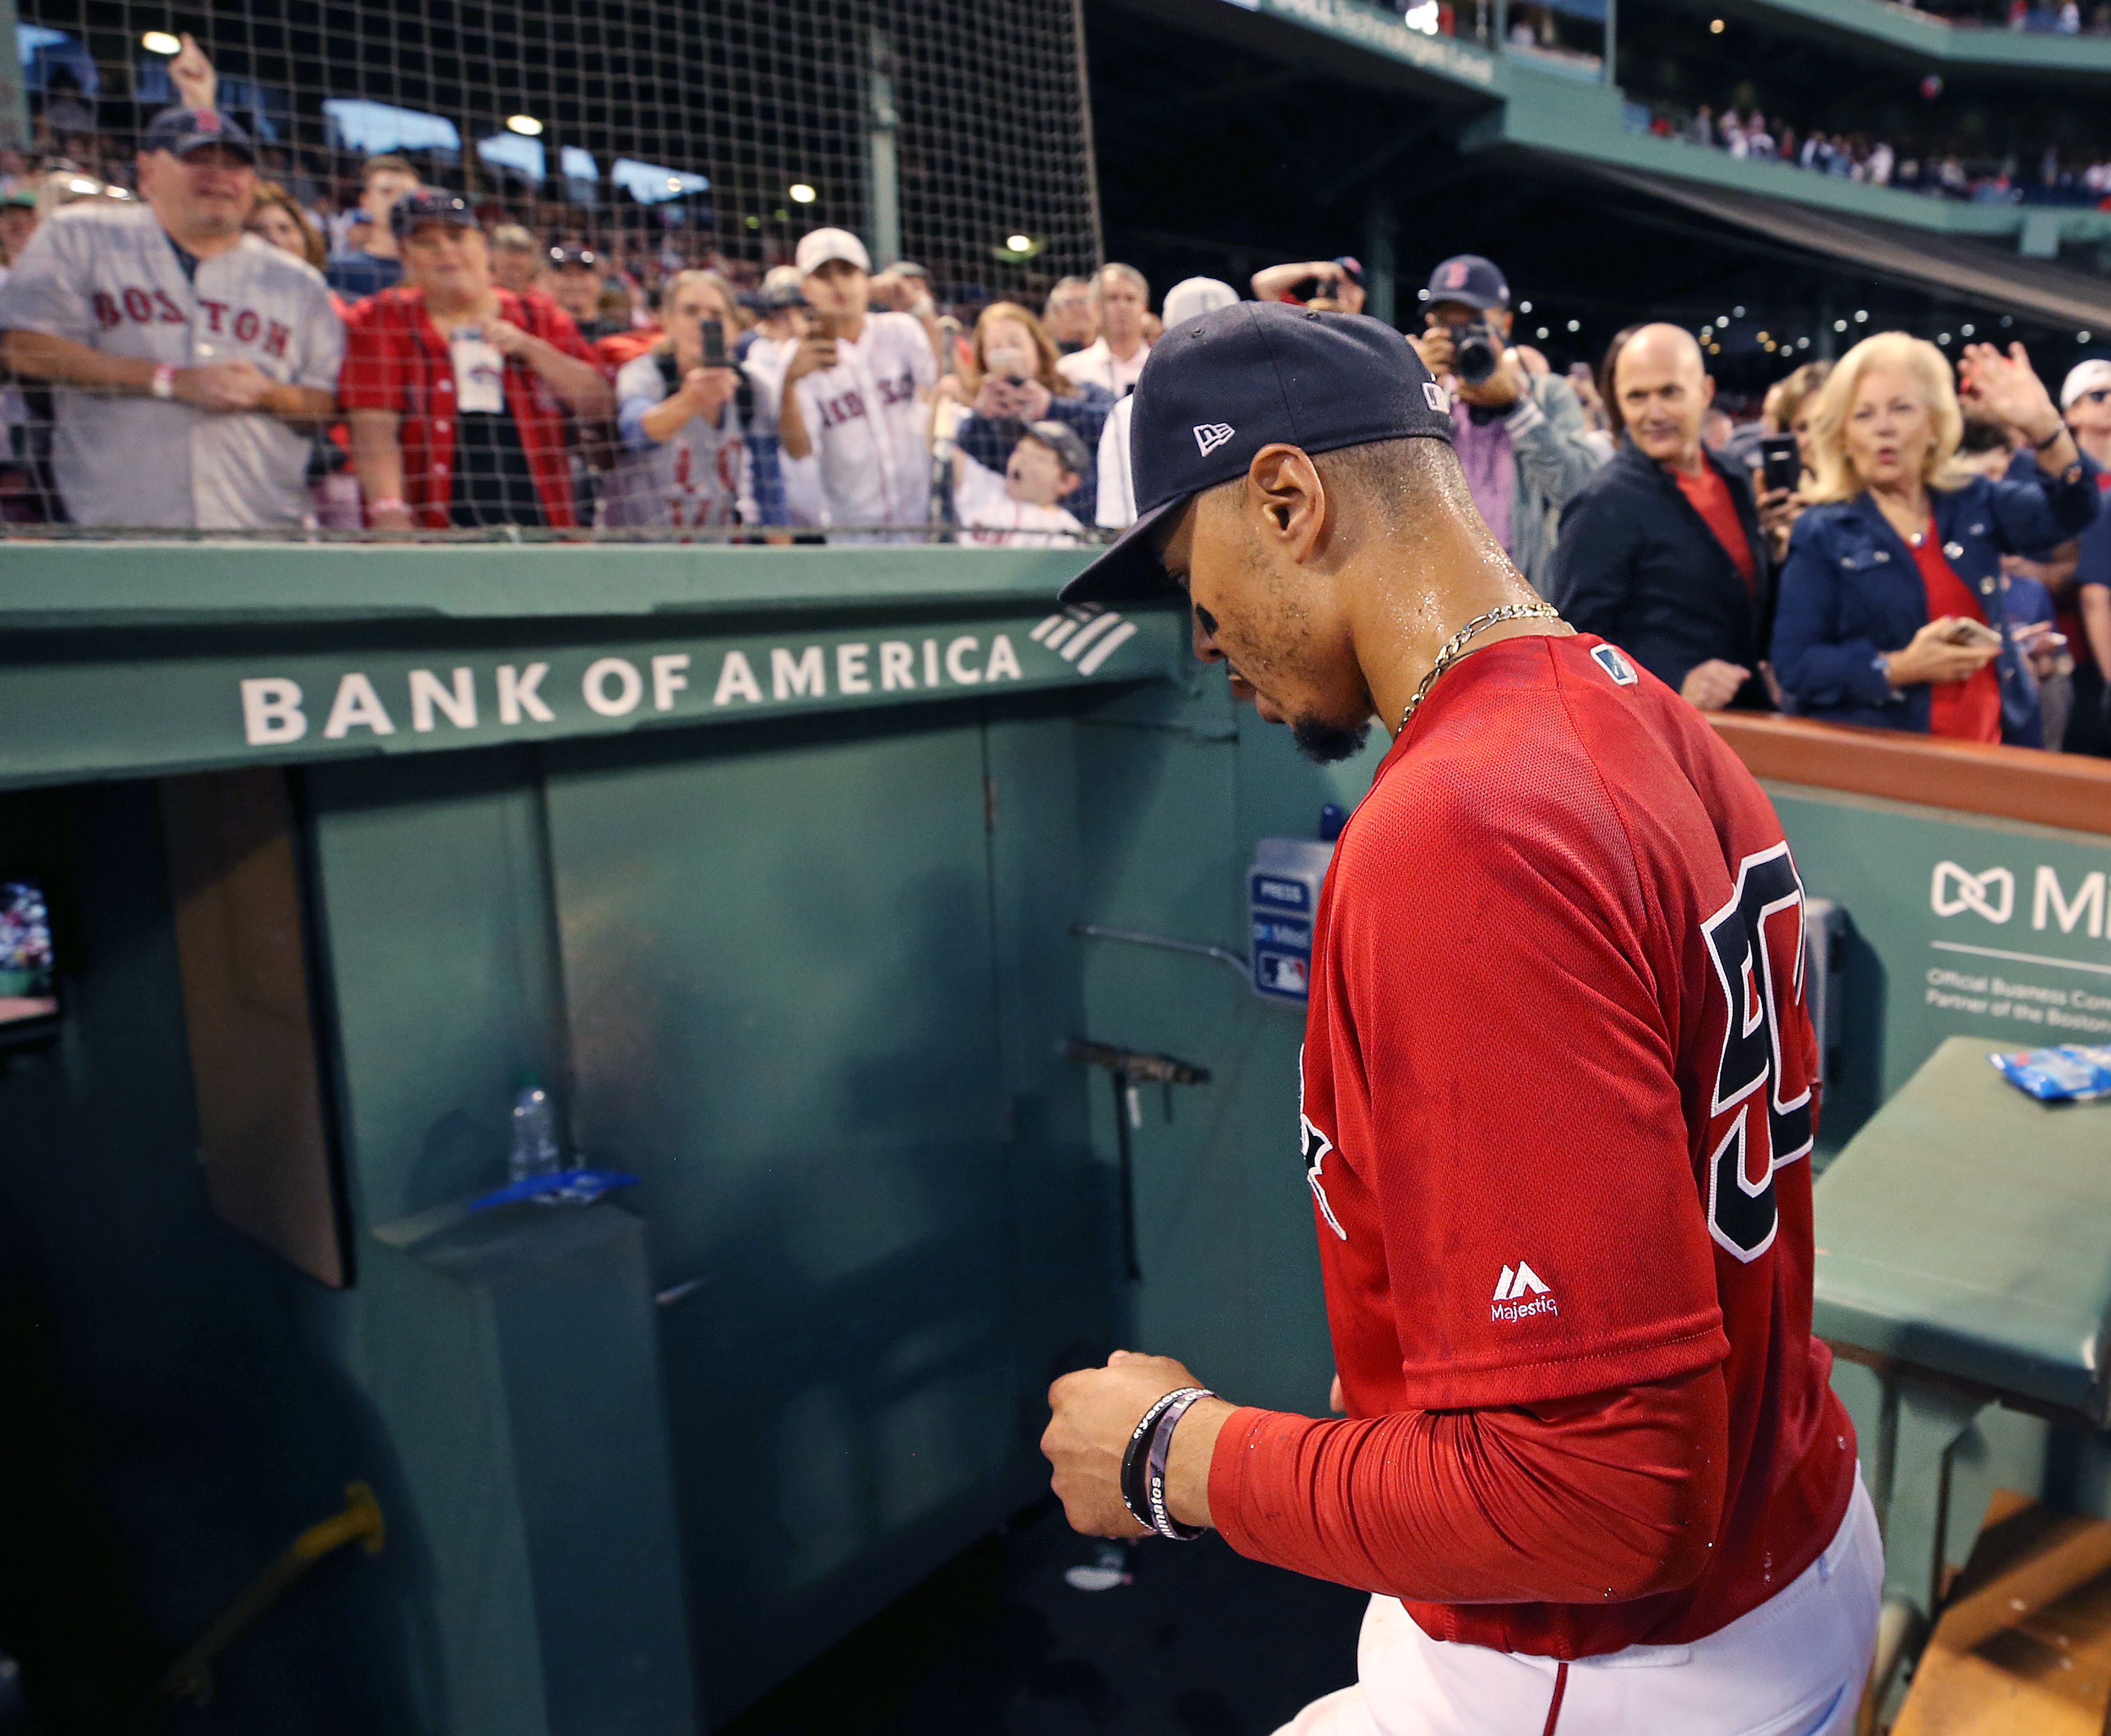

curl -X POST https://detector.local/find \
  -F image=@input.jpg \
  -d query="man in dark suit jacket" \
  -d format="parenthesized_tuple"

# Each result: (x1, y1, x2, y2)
(1549, 325, 1777, 712)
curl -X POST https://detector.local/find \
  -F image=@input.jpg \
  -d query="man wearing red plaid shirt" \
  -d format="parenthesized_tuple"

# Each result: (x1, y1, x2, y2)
(341, 193, 612, 531)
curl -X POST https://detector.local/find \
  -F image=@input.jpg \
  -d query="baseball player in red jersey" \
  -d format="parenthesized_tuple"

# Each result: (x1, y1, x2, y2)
(1041, 303, 1879, 1734)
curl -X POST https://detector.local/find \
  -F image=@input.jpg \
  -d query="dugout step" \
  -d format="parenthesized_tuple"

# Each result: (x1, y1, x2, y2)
(1892, 1490, 2111, 1735)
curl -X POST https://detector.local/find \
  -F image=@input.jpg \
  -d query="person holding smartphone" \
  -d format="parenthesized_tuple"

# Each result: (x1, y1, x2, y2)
(941, 301, 1112, 521)
(603, 269, 752, 532)
(775, 226, 936, 539)
(1771, 332, 2097, 746)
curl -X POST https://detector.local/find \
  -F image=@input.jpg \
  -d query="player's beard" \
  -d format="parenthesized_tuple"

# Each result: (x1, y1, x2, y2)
(1291, 714, 1370, 764)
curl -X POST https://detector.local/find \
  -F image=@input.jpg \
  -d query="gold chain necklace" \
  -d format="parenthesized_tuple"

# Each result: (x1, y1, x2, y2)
(1397, 600, 1564, 735)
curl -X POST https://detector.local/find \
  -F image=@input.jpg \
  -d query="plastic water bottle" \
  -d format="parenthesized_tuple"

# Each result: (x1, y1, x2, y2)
(509, 1076, 562, 1184)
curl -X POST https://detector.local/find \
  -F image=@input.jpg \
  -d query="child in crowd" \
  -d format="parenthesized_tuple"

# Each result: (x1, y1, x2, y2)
(952, 419, 1088, 547)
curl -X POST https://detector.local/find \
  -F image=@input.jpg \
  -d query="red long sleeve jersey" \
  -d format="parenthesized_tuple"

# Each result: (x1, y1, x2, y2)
(1210, 632, 1855, 1659)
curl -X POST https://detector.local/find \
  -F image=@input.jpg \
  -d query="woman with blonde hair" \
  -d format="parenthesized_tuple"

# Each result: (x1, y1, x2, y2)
(945, 300, 1113, 519)
(1771, 332, 2093, 745)
(1763, 359, 1830, 479)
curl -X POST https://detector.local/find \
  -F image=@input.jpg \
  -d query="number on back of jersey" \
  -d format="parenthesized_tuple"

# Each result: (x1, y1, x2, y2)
(1699, 843, 1815, 1262)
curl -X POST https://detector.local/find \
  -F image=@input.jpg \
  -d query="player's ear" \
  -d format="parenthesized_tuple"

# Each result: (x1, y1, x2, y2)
(1247, 443, 1326, 562)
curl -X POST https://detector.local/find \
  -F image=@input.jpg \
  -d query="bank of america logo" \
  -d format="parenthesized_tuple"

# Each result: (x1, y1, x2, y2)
(1029, 605, 1138, 677)
(1193, 422, 1235, 456)
(1492, 1261, 1558, 1321)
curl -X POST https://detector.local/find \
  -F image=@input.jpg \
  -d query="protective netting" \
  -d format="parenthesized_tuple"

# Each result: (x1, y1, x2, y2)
(0, 0, 1105, 536)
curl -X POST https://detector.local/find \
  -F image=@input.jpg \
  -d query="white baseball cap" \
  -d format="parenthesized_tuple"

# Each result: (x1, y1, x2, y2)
(795, 227, 871, 276)
(1161, 277, 1239, 331)
(2062, 357, 2111, 408)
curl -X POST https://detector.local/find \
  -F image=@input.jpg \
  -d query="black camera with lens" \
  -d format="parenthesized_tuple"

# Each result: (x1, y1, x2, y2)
(1452, 319, 1501, 387)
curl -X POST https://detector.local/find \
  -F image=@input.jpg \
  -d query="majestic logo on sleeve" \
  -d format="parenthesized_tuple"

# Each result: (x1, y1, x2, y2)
(1193, 422, 1235, 457)
(1492, 1262, 1557, 1321)
(1298, 1047, 1347, 1241)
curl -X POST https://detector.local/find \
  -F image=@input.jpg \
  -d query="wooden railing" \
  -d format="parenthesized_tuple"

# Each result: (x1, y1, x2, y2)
(1709, 712, 2111, 840)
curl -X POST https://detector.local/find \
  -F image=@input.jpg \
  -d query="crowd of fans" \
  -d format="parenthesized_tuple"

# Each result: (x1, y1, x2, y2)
(1, 40, 2107, 762)
(1906, 1, 2111, 32)
(1634, 102, 2111, 207)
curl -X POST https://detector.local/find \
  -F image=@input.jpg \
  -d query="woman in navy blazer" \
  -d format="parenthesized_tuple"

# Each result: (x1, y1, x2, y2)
(1771, 332, 2095, 747)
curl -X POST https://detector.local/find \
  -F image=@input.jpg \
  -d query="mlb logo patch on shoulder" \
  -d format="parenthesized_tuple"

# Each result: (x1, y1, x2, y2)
(1590, 644, 1638, 686)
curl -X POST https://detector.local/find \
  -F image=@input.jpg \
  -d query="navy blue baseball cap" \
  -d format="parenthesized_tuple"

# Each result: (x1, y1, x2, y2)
(1059, 301, 1454, 605)
(390, 191, 474, 240)
(142, 107, 256, 164)
(1424, 254, 1509, 312)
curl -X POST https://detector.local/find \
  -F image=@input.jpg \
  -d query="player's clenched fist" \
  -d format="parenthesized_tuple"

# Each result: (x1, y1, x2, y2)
(1042, 1350, 1204, 1538)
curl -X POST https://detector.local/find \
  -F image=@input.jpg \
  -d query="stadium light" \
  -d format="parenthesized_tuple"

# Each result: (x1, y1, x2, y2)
(142, 30, 182, 54)
(789, 183, 816, 204)
(1938, 333, 1950, 344)
(1536, 326, 1549, 339)
(1854, 310, 1868, 322)
(1710, 17, 1725, 31)
(1006, 233, 1032, 252)
(1833, 320, 1847, 332)
(505, 115, 543, 136)
(1518, 300, 1532, 313)
(1566, 319, 1580, 332)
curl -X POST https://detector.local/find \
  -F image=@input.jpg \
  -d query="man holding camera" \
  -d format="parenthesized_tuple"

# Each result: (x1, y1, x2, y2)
(1415, 255, 1600, 594)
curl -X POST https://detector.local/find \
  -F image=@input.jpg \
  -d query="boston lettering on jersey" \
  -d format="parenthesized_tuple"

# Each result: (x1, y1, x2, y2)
(92, 285, 293, 357)
(813, 369, 918, 430)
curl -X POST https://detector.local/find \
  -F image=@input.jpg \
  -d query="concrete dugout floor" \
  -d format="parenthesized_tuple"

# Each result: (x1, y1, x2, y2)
(722, 1500, 1368, 1735)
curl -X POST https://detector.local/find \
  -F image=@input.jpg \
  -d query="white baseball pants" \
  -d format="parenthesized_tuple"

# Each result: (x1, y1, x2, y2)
(1273, 1471, 1882, 1736)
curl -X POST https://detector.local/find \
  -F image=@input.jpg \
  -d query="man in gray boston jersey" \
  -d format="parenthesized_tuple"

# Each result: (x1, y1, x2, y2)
(0, 107, 341, 528)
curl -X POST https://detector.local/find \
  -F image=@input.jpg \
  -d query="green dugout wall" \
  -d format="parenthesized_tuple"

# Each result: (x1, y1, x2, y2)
(3, 547, 2110, 1731)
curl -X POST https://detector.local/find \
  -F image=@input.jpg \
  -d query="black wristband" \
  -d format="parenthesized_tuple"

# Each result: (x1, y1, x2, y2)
(1120, 1387, 1200, 1533)
(1145, 1387, 1213, 1541)
(2036, 422, 2069, 452)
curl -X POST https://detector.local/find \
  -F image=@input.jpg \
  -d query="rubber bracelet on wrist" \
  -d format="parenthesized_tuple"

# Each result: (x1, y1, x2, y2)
(1121, 1387, 1204, 1534)
(1145, 1387, 1213, 1541)
(150, 363, 175, 401)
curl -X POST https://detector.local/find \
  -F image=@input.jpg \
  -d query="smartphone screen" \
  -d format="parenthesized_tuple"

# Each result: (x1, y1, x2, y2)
(700, 321, 727, 369)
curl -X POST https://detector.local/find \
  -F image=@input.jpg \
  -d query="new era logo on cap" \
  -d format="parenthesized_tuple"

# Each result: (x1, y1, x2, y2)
(1193, 422, 1235, 457)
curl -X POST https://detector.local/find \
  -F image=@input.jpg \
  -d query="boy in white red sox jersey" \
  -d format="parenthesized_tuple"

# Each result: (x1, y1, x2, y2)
(774, 226, 936, 540)
(0, 108, 340, 529)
